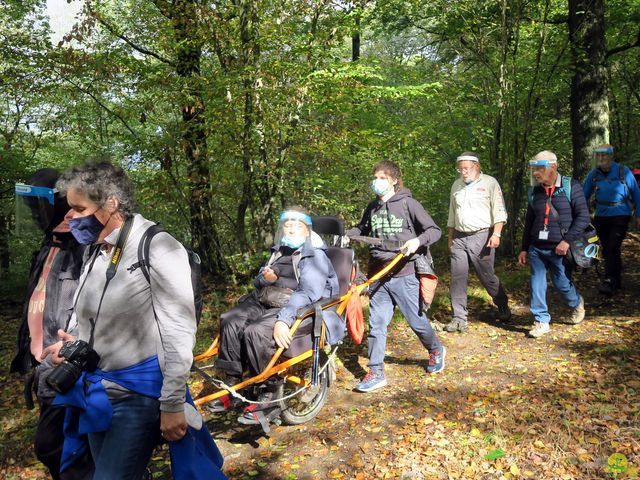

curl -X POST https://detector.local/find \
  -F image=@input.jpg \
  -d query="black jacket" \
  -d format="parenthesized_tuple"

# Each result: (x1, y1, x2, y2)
(347, 188, 441, 276)
(11, 233, 85, 398)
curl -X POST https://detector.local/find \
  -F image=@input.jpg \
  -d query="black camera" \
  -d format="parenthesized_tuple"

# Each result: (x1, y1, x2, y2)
(46, 340, 100, 394)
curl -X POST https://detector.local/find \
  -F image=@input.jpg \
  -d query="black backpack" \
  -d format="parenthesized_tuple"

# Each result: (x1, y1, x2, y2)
(131, 224, 203, 324)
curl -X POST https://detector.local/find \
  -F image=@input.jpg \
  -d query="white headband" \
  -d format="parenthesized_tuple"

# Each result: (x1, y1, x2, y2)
(457, 155, 479, 163)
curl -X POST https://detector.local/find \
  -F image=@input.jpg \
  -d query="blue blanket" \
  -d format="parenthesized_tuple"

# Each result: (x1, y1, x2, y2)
(53, 356, 226, 479)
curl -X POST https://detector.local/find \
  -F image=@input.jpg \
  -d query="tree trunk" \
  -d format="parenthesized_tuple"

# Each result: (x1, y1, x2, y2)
(236, 0, 280, 250)
(352, 16, 360, 62)
(172, 0, 226, 275)
(568, 0, 609, 180)
(0, 214, 10, 275)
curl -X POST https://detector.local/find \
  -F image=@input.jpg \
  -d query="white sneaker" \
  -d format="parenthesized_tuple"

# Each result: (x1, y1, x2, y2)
(528, 321, 550, 338)
(568, 296, 585, 324)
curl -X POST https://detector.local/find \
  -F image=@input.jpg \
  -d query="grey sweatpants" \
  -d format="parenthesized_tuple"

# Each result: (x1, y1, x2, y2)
(450, 229, 508, 322)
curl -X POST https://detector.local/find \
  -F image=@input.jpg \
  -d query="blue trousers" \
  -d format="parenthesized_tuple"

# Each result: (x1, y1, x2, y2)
(368, 274, 441, 370)
(528, 246, 581, 323)
(88, 394, 160, 480)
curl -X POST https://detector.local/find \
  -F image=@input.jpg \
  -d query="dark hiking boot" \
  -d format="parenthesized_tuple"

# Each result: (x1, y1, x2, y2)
(444, 319, 468, 333)
(598, 279, 617, 295)
(237, 388, 282, 427)
(497, 304, 512, 322)
(206, 393, 243, 413)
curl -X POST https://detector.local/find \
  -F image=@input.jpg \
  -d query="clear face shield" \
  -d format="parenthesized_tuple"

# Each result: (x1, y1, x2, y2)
(274, 210, 312, 249)
(529, 159, 555, 186)
(15, 183, 58, 234)
(593, 146, 614, 172)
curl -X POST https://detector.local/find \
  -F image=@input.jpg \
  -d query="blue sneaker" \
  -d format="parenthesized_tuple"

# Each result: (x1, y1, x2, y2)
(427, 346, 446, 373)
(355, 369, 387, 392)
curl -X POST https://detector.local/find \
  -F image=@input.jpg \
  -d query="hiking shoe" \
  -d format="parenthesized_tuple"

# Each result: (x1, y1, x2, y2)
(355, 369, 387, 392)
(568, 296, 585, 324)
(206, 393, 242, 413)
(444, 319, 468, 333)
(431, 320, 445, 332)
(497, 304, 512, 322)
(598, 279, 616, 295)
(426, 346, 446, 374)
(528, 321, 550, 338)
(237, 389, 281, 425)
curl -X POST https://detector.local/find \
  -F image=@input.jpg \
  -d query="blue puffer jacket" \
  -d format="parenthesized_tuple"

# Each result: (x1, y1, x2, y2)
(521, 174, 590, 252)
(254, 233, 339, 326)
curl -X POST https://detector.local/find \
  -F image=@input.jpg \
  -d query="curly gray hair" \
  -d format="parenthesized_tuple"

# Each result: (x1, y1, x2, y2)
(56, 161, 136, 217)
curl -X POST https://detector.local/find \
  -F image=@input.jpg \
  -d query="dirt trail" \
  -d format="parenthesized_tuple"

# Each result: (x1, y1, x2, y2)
(2, 233, 639, 479)
(204, 233, 640, 480)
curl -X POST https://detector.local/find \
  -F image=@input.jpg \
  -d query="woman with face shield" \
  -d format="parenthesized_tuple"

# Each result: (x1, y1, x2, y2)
(583, 145, 640, 294)
(212, 208, 339, 424)
(11, 168, 93, 480)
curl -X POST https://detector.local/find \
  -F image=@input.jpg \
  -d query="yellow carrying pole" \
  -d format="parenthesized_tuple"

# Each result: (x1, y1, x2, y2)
(193, 253, 405, 407)
(193, 336, 219, 362)
(336, 252, 405, 315)
(194, 350, 314, 406)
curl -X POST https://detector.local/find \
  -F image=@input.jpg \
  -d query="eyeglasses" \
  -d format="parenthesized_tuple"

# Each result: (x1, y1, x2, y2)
(457, 166, 476, 173)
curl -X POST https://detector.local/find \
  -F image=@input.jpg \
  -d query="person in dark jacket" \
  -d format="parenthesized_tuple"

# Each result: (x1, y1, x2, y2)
(10, 168, 93, 480)
(518, 151, 589, 338)
(582, 144, 640, 294)
(211, 207, 339, 423)
(347, 160, 445, 393)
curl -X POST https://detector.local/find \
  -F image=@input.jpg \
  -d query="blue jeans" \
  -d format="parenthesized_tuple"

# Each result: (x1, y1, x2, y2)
(88, 394, 160, 480)
(528, 246, 581, 323)
(368, 274, 441, 370)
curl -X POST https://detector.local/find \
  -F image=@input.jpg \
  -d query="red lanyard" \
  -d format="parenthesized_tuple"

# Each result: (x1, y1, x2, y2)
(543, 184, 556, 229)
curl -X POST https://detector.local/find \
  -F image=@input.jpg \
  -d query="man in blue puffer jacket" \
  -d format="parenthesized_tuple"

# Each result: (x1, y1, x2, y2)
(518, 151, 590, 338)
(583, 144, 640, 294)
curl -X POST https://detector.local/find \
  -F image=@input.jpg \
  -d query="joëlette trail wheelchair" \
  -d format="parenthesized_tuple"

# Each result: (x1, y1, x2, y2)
(189, 216, 405, 432)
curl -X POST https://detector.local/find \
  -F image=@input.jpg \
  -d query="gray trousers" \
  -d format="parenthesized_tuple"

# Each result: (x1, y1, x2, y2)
(450, 229, 508, 322)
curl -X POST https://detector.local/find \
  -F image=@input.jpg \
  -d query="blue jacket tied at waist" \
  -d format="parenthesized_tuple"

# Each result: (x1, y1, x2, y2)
(53, 356, 226, 479)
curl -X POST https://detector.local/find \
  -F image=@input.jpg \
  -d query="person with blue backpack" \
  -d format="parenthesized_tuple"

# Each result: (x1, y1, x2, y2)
(583, 144, 640, 295)
(518, 151, 589, 338)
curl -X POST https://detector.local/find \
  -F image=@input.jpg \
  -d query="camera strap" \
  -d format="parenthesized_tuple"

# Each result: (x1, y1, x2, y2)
(87, 217, 135, 348)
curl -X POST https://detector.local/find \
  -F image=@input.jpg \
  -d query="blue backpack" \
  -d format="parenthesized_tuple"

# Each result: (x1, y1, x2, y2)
(591, 164, 632, 208)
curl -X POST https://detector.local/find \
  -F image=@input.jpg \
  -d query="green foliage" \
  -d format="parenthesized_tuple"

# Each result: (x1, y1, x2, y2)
(1, 0, 639, 286)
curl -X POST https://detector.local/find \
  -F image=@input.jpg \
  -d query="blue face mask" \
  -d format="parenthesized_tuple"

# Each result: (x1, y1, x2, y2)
(371, 179, 392, 197)
(280, 235, 306, 249)
(69, 213, 105, 245)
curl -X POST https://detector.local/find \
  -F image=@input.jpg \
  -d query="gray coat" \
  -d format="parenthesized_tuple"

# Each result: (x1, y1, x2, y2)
(255, 233, 340, 327)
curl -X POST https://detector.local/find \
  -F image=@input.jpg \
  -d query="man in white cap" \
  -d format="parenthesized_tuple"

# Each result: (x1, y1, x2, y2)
(518, 151, 589, 338)
(445, 151, 510, 333)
